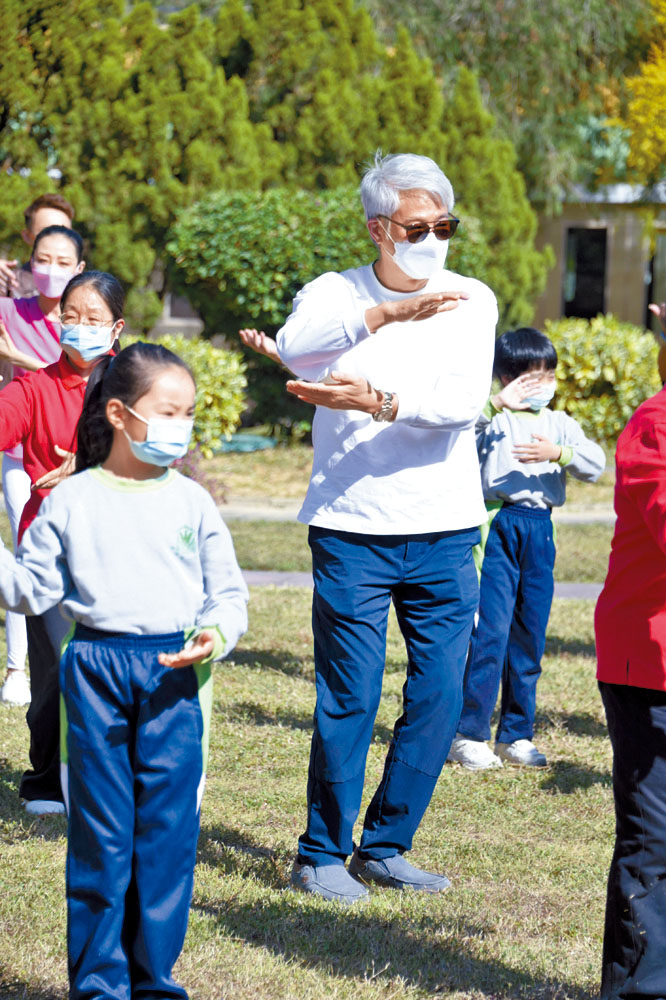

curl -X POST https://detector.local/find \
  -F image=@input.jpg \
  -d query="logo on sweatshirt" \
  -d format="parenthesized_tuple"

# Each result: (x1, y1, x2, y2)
(172, 525, 197, 561)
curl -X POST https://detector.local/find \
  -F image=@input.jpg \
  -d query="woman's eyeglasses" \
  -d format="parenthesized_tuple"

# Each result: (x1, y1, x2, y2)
(377, 214, 460, 243)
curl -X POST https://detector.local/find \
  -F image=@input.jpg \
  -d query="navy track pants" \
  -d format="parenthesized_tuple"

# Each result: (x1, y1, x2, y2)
(299, 525, 479, 866)
(458, 503, 555, 744)
(60, 625, 212, 1000)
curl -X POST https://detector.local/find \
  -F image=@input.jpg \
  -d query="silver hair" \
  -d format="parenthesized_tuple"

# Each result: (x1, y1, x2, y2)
(359, 150, 455, 220)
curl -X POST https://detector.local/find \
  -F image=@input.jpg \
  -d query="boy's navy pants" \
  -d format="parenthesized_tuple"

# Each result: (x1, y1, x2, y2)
(298, 525, 479, 867)
(60, 625, 212, 1000)
(458, 503, 555, 744)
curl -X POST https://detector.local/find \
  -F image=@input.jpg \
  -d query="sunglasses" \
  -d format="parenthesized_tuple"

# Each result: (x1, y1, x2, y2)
(377, 214, 460, 243)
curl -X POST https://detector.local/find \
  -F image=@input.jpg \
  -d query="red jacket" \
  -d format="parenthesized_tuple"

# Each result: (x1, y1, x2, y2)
(0, 354, 87, 541)
(596, 386, 666, 690)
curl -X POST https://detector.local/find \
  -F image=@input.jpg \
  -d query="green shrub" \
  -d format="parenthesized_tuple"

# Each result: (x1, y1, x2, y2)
(545, 314, 661, 446)
(125, 332, 247, 458)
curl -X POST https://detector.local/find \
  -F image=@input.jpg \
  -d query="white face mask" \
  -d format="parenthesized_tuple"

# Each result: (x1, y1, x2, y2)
(381, 225, 449, 280)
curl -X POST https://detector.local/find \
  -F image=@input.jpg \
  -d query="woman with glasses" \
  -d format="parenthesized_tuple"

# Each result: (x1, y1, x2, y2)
(0, 270, 124, 815)
(0, 226, 85, 708)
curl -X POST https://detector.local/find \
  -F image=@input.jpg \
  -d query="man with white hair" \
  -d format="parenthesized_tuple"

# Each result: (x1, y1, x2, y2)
(277, 151, 498, 904)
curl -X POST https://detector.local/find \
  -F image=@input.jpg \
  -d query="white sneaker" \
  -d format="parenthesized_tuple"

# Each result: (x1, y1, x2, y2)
(495, 739, 547, 767)
(24, 799, 66, 816)
(1, 670, 31, 706)
(447, 735, 503, 770)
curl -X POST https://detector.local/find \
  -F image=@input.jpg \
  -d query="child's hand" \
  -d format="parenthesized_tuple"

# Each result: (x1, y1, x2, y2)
(492, 372, 542, 411)
(158, 630, 215, 669)
(513, 433, 562, 464)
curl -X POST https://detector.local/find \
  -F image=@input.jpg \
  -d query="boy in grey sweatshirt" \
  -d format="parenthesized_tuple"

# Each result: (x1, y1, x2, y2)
(448, 327, 605, 770)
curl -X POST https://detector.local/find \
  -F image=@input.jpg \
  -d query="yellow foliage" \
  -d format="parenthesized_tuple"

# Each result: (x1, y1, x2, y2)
(624, 2, 666, 181)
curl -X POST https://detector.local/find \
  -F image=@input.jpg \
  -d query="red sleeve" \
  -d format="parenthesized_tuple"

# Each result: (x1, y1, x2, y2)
(0, 374, 34, 451)
(618, 417, 666, 555)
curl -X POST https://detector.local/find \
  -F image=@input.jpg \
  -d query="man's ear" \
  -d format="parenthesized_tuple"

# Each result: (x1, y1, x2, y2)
(21, 228, 34, 247)
(367, 219, 381, 245)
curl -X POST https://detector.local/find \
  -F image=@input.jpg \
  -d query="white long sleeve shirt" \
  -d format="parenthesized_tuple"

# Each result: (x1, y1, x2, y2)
(277, 264, 498, 534)
(0, 466, 248, 659)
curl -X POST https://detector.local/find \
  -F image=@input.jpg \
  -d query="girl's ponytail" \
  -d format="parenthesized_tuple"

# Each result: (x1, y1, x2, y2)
(75, 352, 116, 472)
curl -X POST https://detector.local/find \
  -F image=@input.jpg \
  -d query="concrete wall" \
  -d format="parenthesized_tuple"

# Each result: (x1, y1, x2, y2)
(533, 203, 666, 328)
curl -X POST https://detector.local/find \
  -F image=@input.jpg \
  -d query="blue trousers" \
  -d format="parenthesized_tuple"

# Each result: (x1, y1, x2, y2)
(299, 525, 479, 866)
(458, 504, 555, 744)
(61, 625, 211, 1000)
(600, 681, 666, 1000)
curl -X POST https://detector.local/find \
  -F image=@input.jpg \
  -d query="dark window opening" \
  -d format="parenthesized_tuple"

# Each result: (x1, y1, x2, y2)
(563, 228, 607, 319)
(647, 231, 666, 333)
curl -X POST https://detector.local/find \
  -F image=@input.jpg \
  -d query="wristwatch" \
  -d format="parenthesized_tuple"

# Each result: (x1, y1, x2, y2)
(372, 390, 394, 422)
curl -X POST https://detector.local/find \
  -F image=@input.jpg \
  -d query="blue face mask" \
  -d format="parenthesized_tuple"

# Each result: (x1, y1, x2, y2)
(60, 322, 117, 362)
(123, 406, 194, 467)
(524, 383, 556, 411)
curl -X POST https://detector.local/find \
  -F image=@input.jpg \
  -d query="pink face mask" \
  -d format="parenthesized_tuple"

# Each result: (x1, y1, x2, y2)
(31, 264, 76, 299)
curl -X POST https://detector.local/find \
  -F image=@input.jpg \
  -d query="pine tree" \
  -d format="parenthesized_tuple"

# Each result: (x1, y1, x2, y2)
(441, 67, 552, 328)
(0, 0, 275, 329)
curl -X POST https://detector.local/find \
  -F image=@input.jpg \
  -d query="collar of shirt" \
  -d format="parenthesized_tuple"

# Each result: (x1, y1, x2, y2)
(54, 352, 88, 390)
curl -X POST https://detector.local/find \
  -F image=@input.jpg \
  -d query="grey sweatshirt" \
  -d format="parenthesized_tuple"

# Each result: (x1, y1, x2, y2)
(0, 466, 248, 658)
(476, 400, 606, 509)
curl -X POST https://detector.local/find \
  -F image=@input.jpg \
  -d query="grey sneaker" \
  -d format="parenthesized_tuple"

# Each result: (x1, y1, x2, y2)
(349, 850, 451, 892)
(290, 860, 369, 904)
(495, 739, 547, 767)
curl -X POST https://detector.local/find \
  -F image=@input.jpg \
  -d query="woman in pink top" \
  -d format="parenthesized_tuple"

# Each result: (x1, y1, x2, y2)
(0, 226, 85, 706)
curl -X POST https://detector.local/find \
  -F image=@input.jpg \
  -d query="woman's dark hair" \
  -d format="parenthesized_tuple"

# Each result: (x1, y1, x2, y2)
(493, 327, 558, 382)
(61, 270, 125, 321)
(31, 225, 84, 262)
(76, 342, 195, 472)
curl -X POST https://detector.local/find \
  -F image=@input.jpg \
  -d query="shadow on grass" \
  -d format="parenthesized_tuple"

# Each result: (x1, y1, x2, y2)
(191, 892, 597, 1000)
(538, 709, 608, 740)
(215, 700, 313, 731)
(197, 821, 286, 885)
(230, 647, 314, 679)
(0, 981, 65, 1000)
(544, 634, 596, 658)
(539, 759, 611, 794)
(215, 699, 395, 745)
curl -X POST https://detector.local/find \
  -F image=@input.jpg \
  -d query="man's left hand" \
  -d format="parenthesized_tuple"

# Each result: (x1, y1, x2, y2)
(286, 372, 388, 414)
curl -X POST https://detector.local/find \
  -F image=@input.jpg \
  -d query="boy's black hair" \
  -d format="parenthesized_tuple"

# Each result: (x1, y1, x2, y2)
(493, 327, 557, 382)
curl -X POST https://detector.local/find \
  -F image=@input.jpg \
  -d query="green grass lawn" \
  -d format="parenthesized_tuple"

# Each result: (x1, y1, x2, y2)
(228, 519, 615, 583)
(1, 591, 611, 1000)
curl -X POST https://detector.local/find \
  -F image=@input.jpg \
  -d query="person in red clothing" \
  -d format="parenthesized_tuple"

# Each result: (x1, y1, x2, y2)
(0, 225, 85, 707)
(595, 385, 666, 999)
(0, 270, 124, 814)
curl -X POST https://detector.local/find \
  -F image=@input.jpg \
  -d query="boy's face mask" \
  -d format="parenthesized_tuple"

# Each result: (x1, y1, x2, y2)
(523, 381, 556, 411)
